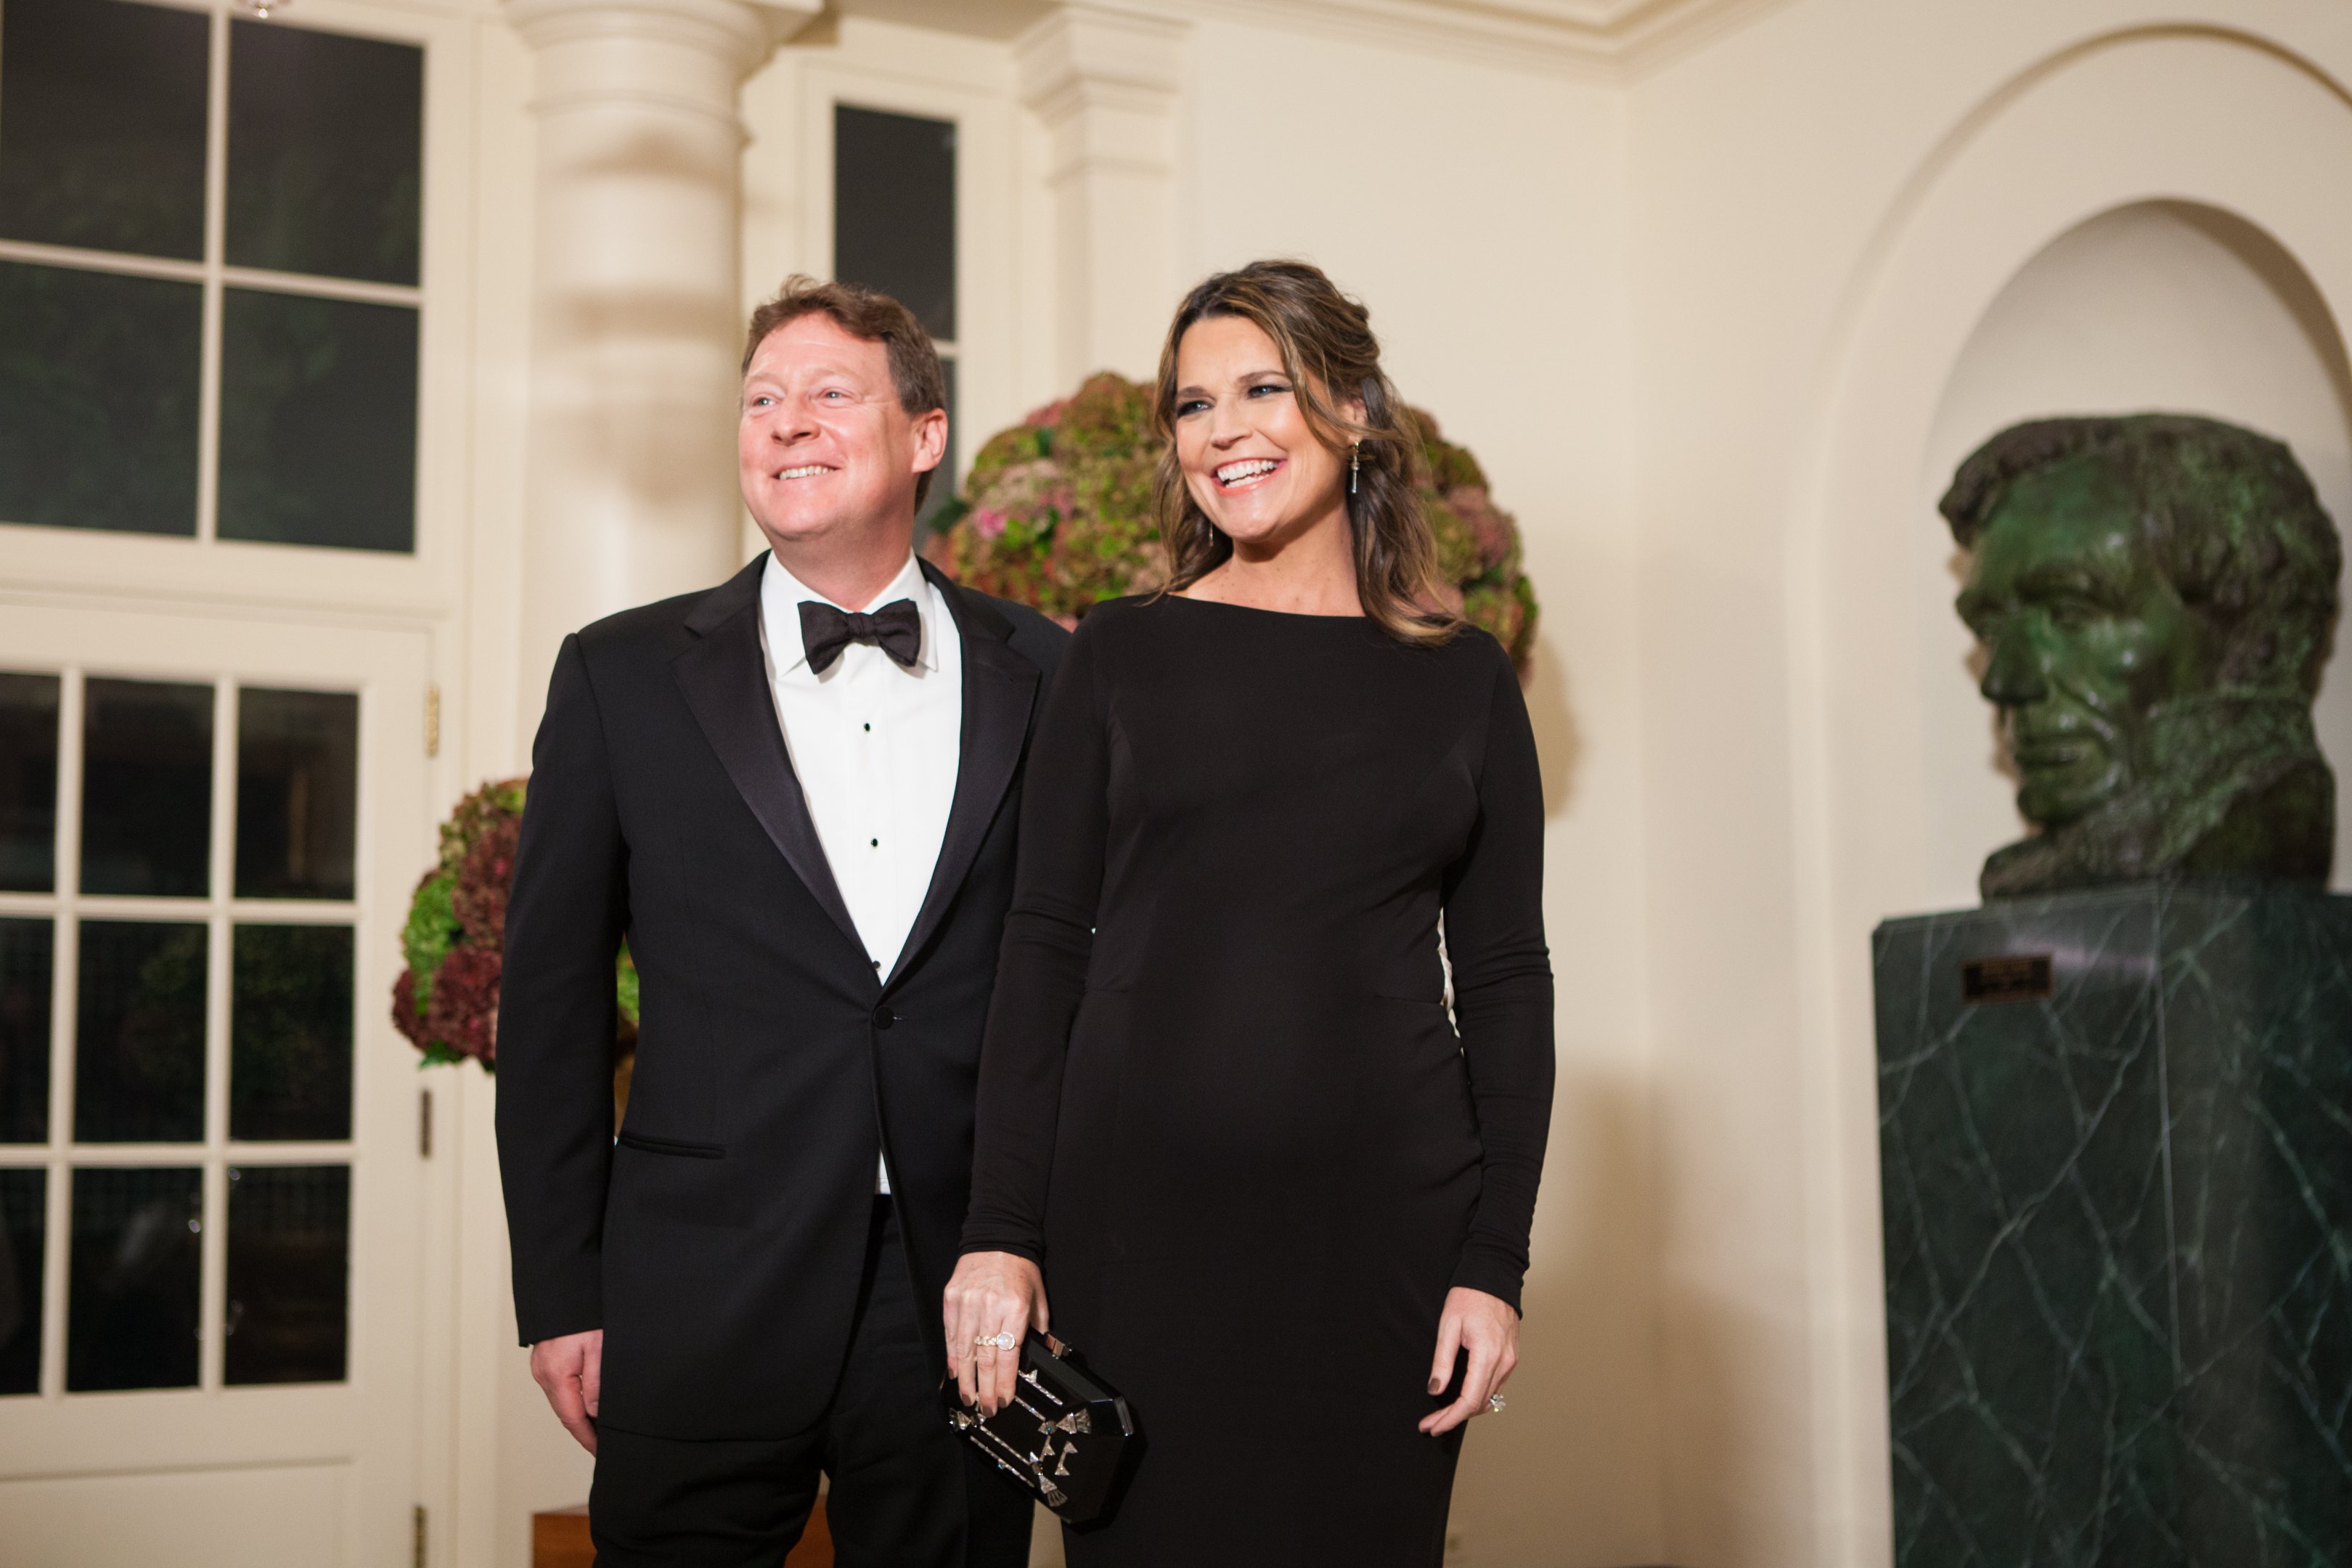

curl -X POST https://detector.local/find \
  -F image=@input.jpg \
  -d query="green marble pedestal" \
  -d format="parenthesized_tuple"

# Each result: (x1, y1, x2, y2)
(1873, 884, 2352, 1567)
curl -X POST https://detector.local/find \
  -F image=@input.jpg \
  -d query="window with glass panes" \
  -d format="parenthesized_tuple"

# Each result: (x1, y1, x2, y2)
(833, 104, 957, 536)
(0, 0, 423, 551)
(0, 670, 360, 1396)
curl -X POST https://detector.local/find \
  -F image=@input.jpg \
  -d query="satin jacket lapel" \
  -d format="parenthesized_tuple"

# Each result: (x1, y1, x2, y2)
(886, 563, 1041, 988)
(673, 559, 867, 964)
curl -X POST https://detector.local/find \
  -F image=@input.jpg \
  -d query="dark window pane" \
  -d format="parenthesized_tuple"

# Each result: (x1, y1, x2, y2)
(235, 688, 357, 899)
(231, 926, 351, 1142)
(0, 674, 60, 892)
(226, 21, 422, 287)
(835, 106, 955, 341)
(66, 1164, 199, 1392)
(81, 679, 213, 897)
(217, 290, 417, 552)
(224, 1164, 346, 1384)
(0, 920, 53, 1145)
(75, 922, 205, 1144)
(0, 1167, 41, 1395)
(0, 0, 208, 259)
(0, 261, 201, 537)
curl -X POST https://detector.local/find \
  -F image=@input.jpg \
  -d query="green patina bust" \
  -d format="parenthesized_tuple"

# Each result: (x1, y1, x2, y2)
(1943, 414, 2341, 899)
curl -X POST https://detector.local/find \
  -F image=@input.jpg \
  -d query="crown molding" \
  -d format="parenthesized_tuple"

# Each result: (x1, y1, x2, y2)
(1079, 0, 1784, 78)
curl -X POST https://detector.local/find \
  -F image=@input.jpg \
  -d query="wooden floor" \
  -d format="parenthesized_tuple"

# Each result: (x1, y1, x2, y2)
(533, 1497, 833, 1567)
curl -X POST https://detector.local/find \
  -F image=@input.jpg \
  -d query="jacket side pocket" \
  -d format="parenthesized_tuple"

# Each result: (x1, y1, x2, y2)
(616, 1130, 724, 1159)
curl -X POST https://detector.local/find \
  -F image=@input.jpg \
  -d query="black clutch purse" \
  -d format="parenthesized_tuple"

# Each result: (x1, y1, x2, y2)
(944, 1331, 1137, 1524)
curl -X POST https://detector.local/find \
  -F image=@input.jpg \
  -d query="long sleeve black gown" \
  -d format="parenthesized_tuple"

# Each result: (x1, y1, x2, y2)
(960, 594, 1555, 1567)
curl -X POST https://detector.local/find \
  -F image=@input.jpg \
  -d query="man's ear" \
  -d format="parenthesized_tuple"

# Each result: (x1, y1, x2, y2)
(910, 406, 950, 475)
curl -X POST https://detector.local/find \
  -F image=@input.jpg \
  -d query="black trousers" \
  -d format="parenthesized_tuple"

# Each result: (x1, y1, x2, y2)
(589, 1199, 1034, 1568)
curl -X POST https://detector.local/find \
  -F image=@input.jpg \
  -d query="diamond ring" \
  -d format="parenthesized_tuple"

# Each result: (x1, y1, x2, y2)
(975, 1331, 1018, 1352)
(1485, 1393, 1506, 1415)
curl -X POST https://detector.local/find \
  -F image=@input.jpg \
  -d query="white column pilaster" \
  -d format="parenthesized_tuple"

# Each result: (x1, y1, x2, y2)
(504, 0, 817, 705)
(1016, 5, 1187, 388)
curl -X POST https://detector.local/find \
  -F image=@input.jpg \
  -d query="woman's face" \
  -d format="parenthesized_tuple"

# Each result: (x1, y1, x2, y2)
(1172, 315, 1358, 550)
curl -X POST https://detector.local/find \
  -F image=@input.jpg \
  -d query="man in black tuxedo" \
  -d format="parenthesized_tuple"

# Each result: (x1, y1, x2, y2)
(497, 276, 1063, 1566)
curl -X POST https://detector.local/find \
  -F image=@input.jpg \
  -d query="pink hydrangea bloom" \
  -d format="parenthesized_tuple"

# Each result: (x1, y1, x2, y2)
(1445, 486, 1518, 573)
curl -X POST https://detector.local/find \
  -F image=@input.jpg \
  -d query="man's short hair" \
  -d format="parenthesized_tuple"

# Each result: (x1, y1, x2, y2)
(743, 276, 950, 507)
(1940, 413, 2342, 691)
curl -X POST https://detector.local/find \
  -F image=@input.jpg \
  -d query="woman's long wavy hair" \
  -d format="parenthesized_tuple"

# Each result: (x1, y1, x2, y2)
(1151, 261, 1461, 647)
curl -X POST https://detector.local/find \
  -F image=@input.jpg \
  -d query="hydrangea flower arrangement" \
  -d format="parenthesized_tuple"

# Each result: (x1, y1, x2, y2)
(391, 777, 639, 1071)
(923, 372, 1540, 673)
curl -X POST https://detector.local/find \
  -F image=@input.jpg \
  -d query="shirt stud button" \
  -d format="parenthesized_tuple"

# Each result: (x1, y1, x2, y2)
(870, 838, 878, 847)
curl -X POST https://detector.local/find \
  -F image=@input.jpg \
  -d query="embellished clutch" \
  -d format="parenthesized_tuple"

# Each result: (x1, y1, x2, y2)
(945, 1331, 1138, 1524)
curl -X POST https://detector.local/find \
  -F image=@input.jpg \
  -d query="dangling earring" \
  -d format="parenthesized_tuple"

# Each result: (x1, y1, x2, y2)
(1349, 441, 1360, 496)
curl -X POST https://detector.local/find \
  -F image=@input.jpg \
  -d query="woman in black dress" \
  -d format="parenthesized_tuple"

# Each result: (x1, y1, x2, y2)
(944, 260, 1553, 1566)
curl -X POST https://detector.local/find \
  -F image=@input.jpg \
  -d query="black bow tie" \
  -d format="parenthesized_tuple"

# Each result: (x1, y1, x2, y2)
(799, 597, 923, 674)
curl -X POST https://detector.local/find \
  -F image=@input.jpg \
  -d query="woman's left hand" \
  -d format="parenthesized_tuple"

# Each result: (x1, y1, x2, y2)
(1418, 1286, 1520, 1435)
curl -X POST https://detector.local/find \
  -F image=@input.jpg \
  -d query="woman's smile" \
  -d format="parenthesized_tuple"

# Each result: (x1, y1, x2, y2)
(1214, 457, 1285, 490)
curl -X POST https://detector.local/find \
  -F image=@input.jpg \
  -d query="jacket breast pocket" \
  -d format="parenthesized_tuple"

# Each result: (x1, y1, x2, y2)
(611, 1131, 751, 1230)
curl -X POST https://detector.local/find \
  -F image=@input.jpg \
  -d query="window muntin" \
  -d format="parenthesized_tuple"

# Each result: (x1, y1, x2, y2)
(0, 669, 360, 1397)
(0, 0, 424, 553)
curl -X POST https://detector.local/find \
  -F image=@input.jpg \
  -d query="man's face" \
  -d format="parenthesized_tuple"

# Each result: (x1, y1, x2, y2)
(1955, 454, 2220, 828)
(738, 314, 945, 553)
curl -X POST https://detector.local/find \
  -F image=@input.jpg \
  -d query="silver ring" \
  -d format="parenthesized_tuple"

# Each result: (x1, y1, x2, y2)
(1485, 1393, 1506, 1415)
(975, 1331, 1018, 1352)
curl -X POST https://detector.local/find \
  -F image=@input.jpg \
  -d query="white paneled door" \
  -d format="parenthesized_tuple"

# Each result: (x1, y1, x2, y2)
(0, 600, 433, 1567)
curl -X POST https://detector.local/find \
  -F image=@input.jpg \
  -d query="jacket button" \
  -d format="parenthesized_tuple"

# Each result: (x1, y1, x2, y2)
(872, 1004, 895, 1030)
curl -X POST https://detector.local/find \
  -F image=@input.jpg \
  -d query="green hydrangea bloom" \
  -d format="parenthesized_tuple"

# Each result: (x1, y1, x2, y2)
(401, 870, 461, 1016)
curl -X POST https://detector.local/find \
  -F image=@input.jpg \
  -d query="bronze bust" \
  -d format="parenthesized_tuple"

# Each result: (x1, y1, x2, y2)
(1943, 414, 2340, 899)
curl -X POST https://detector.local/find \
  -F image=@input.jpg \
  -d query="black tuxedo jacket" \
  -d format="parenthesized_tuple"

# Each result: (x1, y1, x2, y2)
(496, 555, 1068, 1441)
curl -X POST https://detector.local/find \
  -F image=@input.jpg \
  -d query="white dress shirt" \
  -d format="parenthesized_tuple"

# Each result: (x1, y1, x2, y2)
(758, 551, 963, 1193)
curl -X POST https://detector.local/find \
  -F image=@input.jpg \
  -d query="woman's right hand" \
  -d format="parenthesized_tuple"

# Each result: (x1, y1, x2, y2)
(944, 1250, 1049, 1416)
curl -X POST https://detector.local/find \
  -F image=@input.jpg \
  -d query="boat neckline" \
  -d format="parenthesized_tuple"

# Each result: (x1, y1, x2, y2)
(1161, 592, 1369, 623)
